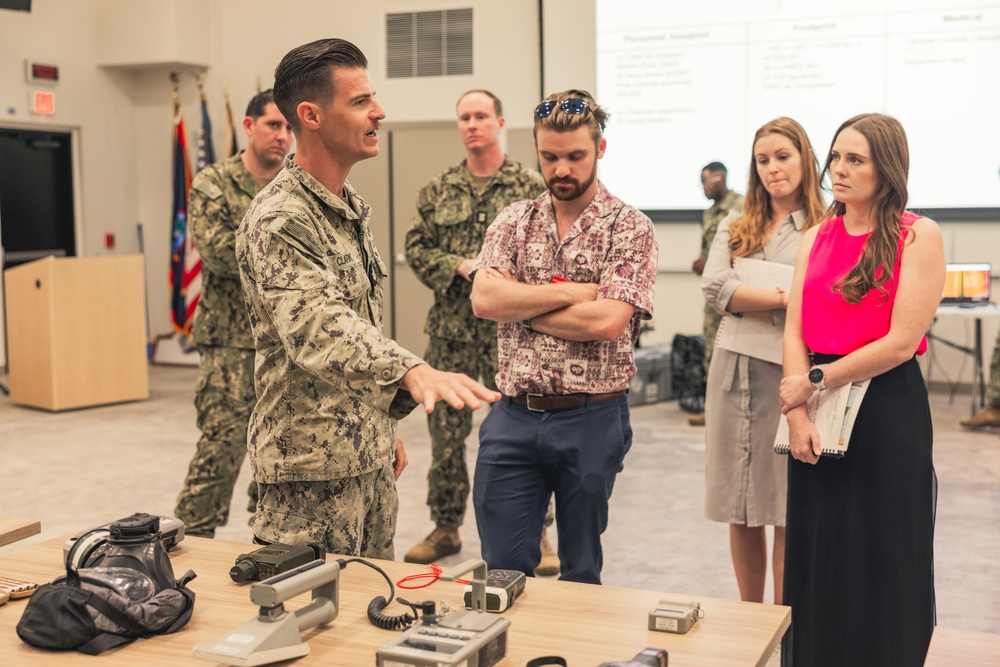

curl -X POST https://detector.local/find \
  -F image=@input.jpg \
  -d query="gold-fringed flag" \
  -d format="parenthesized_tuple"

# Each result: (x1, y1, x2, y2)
(196, 73, 216, 173)
(168, 73, 202, 336)
(224, 83, 239, 157)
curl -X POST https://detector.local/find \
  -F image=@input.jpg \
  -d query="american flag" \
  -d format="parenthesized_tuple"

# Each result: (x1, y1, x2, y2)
(196, 89, 216, 172)
(169, 111, 202, 336)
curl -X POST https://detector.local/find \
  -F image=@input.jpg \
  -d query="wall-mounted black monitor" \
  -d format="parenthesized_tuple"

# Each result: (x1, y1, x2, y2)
(0, 0, 31, 12)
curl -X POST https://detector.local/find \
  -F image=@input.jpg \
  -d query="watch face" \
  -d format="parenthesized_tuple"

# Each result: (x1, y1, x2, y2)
(808, 367, 824, 383)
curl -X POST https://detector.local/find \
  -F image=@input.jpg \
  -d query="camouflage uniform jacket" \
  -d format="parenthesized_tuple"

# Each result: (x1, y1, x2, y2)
(701, 190, 744, 259)
(473, 182, 659, 396)
(190, 153, 261, 349)
(405, 158, 545, 342)
(236, 156, 423, 483)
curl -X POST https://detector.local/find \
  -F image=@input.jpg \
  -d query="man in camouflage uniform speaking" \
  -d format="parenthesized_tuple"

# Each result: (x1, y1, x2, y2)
(174, 90, 291, 538)
(403, 90, 546, 565)
(236, 38, 499, 558)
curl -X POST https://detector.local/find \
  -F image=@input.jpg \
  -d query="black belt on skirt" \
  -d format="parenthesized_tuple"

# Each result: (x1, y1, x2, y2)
(508, 390, 626, 413)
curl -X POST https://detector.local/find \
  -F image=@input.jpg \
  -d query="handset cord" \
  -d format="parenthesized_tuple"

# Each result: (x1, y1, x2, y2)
(336, 558, 420, 630)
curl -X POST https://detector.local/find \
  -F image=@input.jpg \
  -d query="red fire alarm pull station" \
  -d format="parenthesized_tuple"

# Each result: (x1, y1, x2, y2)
(105, 233, 116, 249)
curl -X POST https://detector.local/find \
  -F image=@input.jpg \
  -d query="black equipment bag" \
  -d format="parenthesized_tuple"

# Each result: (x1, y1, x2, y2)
(16, 563, 196, 654)
(670, 333, 706, 414)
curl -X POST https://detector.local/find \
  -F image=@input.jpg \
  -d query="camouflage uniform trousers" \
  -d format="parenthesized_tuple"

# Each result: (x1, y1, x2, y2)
(175, 346, 255, 538)
(251, 467, 398, 559)
(703, 303, 723, 375)
(989, 330, 1000, 406)
(425, 335, 499, 528)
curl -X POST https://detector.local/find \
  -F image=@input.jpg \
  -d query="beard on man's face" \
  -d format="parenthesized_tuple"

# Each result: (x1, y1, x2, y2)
(546, 167, 596, 202)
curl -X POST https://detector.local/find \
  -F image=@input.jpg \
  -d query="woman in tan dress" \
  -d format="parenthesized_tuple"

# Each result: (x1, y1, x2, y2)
(701, 117, 825, 603)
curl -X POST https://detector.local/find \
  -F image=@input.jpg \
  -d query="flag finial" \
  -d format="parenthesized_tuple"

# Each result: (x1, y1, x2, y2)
(170, 71, 181, 114)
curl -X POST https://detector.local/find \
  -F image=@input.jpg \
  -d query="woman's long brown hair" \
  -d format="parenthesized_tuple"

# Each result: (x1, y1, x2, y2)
(822, 113, 910, 305)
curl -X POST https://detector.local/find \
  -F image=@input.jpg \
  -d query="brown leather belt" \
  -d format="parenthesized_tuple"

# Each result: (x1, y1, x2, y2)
(509, 390, 626, 412)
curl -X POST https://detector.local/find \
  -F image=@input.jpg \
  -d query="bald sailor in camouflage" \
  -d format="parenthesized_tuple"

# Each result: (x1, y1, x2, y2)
(403, 90, 550, 567)
(174, 90, 291, 537)
(236, 38, 499, 558)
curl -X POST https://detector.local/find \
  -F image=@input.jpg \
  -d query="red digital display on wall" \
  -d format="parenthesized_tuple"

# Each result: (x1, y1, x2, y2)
(31, 63, 58, 81)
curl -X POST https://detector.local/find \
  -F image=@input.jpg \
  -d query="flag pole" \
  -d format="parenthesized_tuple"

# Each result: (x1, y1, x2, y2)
(223, 80, 239, 158)
(170, 71, 181, 116)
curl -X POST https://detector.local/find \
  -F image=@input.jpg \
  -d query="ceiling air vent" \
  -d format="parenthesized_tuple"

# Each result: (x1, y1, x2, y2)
(386, 8, 473, 79)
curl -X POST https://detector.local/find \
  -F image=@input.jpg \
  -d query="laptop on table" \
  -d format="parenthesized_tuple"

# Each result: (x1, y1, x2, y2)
(941, 263, 992, 307)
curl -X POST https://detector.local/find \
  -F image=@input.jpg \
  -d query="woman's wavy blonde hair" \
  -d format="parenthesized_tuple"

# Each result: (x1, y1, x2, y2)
(728, 117, 826, 259)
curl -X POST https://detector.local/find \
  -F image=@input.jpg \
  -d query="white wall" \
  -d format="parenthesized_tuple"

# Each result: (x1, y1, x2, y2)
(1, 0, 542, 339)
(1, 0, 996, 380)
(0, 1, 139, 259)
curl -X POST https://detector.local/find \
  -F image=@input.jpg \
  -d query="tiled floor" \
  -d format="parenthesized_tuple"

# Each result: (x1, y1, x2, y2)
(2, 364, 998, 648)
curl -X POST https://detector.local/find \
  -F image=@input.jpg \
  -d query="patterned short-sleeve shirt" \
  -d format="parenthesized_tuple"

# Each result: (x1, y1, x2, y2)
(474, 181, 658, 396)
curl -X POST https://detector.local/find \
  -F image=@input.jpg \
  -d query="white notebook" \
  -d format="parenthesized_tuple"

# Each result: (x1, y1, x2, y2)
(714, 258, 793, 364)
(774, 379, 871, 458)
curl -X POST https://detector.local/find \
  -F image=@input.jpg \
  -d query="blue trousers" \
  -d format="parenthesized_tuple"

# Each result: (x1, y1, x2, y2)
(472, 394, 632, 584)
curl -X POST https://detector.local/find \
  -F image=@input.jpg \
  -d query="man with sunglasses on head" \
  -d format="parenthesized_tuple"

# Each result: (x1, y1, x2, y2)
(403, 90, 550, 568)
(470, 90, 658, 584)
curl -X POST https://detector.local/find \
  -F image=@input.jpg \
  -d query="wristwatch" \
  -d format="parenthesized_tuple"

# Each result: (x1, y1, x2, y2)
(808, 366, 827, 391)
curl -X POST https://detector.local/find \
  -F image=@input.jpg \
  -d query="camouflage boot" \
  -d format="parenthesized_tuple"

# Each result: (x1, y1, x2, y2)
(960, 405, 1000, 429)
(404, 526, 461, 564)
(534, 526, 560, 577)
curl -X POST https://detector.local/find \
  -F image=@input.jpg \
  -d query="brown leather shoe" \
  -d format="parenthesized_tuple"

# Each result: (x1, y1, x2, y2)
(534, 527, 560, 576)
(688, 412, 705, 426)
(404, 526, 461, 564)
(960, 405, 1000, 429)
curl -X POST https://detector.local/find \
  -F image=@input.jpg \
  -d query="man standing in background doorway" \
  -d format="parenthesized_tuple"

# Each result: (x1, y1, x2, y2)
(403, 90, 555, 572)
(689, 161, 743, 426)
(174, 90, 292, 538)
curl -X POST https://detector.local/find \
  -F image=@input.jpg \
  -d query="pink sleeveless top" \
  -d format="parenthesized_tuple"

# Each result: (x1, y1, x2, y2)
(802, 212, 927, 356)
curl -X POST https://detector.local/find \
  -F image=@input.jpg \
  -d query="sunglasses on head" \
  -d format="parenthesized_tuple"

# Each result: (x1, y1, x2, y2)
(534, 98, 590, 119)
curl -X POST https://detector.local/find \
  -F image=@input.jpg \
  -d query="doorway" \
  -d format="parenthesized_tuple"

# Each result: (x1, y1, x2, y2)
(0, 126, 77, 370)
(0, 127, 76, 267)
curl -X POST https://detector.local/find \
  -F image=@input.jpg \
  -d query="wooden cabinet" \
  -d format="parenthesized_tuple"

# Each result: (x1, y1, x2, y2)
(3, 255, 148, 411)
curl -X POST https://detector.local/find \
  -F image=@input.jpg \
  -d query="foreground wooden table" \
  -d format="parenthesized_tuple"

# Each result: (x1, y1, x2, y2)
(0, 535, 789, 666)
(924, 626, 1000, 666)
(0, 515, 40, 548)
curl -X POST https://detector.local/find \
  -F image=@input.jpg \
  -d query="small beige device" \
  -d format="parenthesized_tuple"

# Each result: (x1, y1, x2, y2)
(648, 599, 701, 634)
(192, 559, 340, 666)
(376, 559, 511, 667)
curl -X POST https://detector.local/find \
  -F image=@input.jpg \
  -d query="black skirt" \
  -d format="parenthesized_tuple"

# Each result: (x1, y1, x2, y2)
(782, 356, 936, 667)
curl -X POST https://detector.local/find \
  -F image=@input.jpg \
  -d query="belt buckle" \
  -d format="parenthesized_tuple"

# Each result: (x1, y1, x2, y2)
(525, 393, 545, 412)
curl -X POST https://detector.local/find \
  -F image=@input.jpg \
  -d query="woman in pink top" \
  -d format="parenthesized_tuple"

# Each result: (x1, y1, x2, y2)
(778, 114, 945, 666)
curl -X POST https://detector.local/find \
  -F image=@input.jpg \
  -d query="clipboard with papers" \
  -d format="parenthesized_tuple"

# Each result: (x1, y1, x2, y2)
(714, 257, 793, 365)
